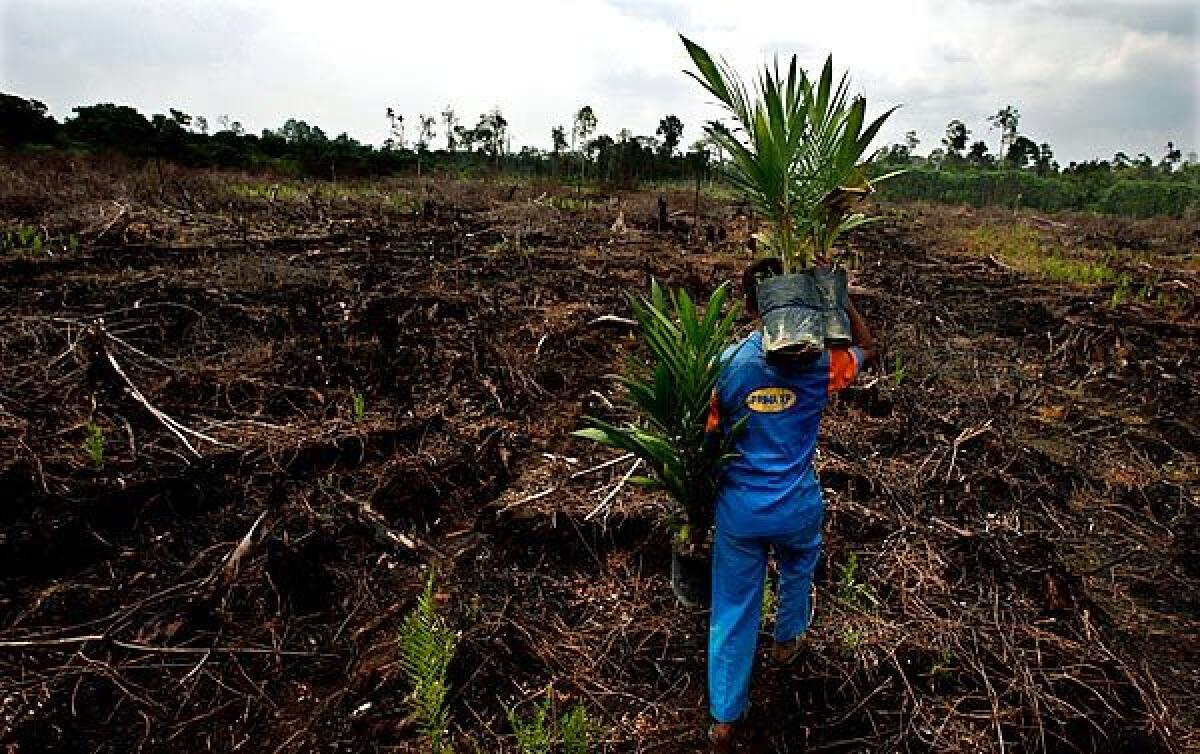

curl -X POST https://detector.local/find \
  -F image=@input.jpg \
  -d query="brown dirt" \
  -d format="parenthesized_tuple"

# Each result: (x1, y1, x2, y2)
(1, 163, 1196, 753)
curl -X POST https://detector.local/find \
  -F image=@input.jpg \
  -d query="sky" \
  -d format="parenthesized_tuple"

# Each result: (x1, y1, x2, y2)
(1, 0, 1197, 164)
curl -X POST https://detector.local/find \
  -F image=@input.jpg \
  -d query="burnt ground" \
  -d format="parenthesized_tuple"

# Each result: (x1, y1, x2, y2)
(0, 162, 1197, 753)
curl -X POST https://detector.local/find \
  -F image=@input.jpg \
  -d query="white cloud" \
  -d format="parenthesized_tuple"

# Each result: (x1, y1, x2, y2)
(1, 0, 1196, 162)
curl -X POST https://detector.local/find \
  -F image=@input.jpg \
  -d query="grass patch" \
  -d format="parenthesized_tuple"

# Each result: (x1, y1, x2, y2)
(547, 195, 592, 212)
(961, 224, 1118, 285)
(226, 182, 305, 202)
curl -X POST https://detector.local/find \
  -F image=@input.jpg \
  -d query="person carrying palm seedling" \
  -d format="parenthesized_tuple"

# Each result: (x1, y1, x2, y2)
(705, 259, 875, 749)
(679, 37, 895, 751)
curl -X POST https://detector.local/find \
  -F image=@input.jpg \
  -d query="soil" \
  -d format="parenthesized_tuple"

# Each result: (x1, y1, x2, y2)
(1, 165, 1197, 753)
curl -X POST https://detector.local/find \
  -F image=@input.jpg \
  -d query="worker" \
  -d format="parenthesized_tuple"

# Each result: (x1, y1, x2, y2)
(706, 257, 876, 751)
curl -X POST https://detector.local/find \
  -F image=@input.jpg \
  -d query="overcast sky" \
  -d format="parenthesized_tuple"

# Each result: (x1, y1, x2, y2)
(2, 0, 1197, 163)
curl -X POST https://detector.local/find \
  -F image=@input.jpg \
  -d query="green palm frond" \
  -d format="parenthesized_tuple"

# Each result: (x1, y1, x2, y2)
(681, 36, 898, 270)
(573, 280, 741, 532)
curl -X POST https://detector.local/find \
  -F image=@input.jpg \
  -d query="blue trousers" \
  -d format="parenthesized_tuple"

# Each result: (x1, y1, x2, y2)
(707, 513, 823, 723)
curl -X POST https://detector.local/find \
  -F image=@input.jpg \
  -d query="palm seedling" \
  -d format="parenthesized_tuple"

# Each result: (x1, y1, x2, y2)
(573, 280, 743, 541)
(681, 36, 898, 352)
(681, 36, 899, 272)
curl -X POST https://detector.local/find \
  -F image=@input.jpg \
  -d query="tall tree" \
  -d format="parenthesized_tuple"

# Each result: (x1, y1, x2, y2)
(967, 140, 992, 167)
(475, 109, 507, 158)
(551, 126, 567, 154)
(417, 114, 436, 151)
(942, 119, 969, 156)
(453, 124, 475, 153)
(65, 103, 154, 154)
(572, 105, 598, 187)
(1005, 135, 1039, 168)
(986, 105, 1020, 164)
(904, 129, 920, 155)
(572, 105, 597, 152)
(1035, 142, 1055, 174)
(656, 114, 684, 157)
(0, 94, 58, 147)
(1161, 140, 1183, 171)
(414, 114, 436, 176)
(385, 107, 405, 149)
(440, 106, 458, 151)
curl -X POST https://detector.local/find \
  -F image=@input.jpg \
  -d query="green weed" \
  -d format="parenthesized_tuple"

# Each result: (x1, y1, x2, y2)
(399, 573, 458, 754)
(351, 389, 366, 421)
(962, 224, 1042, 261)
(1036, 255, 1117, 285)
(4, 226, 82, 255)
(1110, 274, 1133, 308)
(840, 627, 864, 658)
(487, 232, 529, 258)
(836, 552, 879, 611)
(227, 182, 304, 202)
(559, 703, 591, 754)
(4, 224, 44, 254)
(962, 224, 1119, 285)
(548, 195, 591, 212)
(762, 577, 776, 623)
(506, 687, 593, 754)
(84, 422, 105, 469)
(507, 692, 554, 754)
(673, 522, 692, 548)
(891, 353, 907, 386)
(929, 648, 955, 687)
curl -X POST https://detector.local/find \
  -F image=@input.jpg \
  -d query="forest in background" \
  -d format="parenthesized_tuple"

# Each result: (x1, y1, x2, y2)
(3, 92, 1197, 218)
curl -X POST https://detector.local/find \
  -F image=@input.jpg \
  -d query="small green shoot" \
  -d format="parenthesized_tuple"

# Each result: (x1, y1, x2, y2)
(559, 702, 591, 754)
(84, 422, 105, 470)
(1110, 274, 1132, 308)
(836, 552, 879, 611)
(891, 353, 907, 386)
(929, 648, 955, 688)
(507, 687, 593, 754)
(399, 573, 458, 754)
(351, 389, 366, 421)
(762, 577, 776, 623)
(4, 226, 81, 255)
(4, 224, 48, 255)
(508, 691, 554, 754)
(840, 626, 864, 658)
(674, 522, 692, 548)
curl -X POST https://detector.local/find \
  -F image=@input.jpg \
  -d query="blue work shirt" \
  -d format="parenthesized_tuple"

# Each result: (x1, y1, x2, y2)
(709, 331, 862, 537)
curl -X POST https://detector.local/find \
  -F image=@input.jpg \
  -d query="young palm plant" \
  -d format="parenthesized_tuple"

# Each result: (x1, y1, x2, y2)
(681, 36, 899, 271)
(573, 280, 743, 542)
(681, 36, 898, 352)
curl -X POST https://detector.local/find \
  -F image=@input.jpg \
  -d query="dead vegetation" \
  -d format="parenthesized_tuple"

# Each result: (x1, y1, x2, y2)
(1, 161, 1196, 752)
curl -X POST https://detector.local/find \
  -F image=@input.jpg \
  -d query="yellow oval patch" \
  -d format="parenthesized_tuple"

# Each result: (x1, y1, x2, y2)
(745, 387, 797, 413)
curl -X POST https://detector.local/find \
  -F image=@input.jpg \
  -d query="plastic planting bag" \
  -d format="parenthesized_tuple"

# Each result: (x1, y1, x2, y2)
(757, 268, 851, 355)
(816, 267, 852, 346)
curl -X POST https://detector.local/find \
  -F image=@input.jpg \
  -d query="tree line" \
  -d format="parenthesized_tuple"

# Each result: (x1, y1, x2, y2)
(2, 92, 1195, 216)
(871, 106, 1198, 218)
(0, 93, 710, 186)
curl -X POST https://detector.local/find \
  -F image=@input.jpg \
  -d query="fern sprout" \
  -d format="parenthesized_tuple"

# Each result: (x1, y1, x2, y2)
(399, 573, 458, 753)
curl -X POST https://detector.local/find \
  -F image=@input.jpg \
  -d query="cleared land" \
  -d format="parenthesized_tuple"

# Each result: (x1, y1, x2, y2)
(1, 161, 1197, 752)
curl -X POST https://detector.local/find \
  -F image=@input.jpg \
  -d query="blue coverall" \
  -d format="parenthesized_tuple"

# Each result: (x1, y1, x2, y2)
(707, 331, 863, 723)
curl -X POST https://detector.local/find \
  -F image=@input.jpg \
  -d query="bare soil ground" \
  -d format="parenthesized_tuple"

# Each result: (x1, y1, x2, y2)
(1, 159, 1197, 752)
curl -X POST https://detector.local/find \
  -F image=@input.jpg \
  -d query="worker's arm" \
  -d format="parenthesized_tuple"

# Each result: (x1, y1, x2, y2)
(847, 297, 876, 367)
